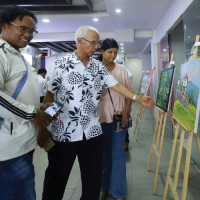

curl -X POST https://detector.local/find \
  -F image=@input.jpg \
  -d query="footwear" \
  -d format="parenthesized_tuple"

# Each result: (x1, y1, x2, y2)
(99, 191, 108, 200)
(124, 141, 129, 151)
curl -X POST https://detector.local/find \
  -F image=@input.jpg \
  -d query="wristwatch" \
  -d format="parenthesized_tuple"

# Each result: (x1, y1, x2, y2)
(132, 94, 137, 101)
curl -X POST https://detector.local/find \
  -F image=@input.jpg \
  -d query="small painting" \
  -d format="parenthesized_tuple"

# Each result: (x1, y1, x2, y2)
(156, 66, 175, 112)
(144, 68, 155, 96)
(140, 74, 149, 94)
(173, 59, 200, 133)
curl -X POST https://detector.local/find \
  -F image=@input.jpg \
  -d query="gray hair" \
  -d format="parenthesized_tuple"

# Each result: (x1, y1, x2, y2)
(75, 26, 100, 44)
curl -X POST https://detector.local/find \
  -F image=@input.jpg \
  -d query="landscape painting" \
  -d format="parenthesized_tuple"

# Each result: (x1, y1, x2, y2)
(173, 58, 200, 133)
(156, 66, 175, 112)
(140, 74, 149, 94)
(144, 68, 155, 96)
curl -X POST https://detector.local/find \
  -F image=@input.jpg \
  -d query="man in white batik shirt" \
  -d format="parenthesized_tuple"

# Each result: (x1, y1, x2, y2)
(39, 26, 155, 200)
(46, 52, 117, 142)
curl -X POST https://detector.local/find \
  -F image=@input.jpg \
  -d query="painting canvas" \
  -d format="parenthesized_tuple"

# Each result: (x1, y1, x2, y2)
(144, 68, 155, 96)
(156, 66, 175, 112)
(173, 58, 200, 133)
(140, 74, 149, 94)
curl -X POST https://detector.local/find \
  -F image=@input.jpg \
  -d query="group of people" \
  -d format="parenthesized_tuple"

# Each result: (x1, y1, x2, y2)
(0, 6, 155, 200)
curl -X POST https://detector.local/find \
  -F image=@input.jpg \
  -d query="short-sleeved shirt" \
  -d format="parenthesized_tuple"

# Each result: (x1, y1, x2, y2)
(99, 63, 133, 123)
(46, 52, 118, 142)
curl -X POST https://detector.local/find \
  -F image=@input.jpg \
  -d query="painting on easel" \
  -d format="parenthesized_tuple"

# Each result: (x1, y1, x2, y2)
(144, 68, 155, 96)
(156, 66, 175, 112)
(140, 74, 149, 94)
(173, 58, 200, 133)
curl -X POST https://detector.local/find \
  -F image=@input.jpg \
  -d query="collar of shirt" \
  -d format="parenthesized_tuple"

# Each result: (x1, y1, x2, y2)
(0, 38, 21, 55)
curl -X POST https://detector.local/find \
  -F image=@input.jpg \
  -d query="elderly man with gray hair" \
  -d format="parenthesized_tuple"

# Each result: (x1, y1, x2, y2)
(39, 26, 155, 200)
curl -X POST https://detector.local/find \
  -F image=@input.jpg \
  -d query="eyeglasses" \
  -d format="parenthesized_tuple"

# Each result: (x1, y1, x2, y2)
(9, 22, 38, 35)
(82, 38, 99, 47)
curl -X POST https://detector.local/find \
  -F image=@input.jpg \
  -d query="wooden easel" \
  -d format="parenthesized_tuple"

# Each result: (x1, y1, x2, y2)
(163, 35, 200, 200)
(133, 68, 155, 141)
(133, 102, 146, 141)
(163, 121, 193, 200)
(147, 55, 176, 194)
(132, 74, 143, 119)
(147, 108, 167, 194)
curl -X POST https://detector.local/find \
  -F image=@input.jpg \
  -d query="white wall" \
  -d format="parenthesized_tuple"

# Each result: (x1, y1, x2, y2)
(156, 0, 193, 43)
(141, 53, 151, 73)
(124, 57, 142, 93)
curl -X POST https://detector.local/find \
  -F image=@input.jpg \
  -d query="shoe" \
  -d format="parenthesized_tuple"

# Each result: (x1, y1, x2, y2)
(124, 141, 129, 151)
(99, 191, 108, 200)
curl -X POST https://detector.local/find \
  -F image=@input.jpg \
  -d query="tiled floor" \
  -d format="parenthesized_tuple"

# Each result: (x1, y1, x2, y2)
(33, 106, 200, 200)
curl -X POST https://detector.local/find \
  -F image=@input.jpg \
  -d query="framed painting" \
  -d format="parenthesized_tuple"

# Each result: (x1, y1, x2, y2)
(140, 74, 149, 94)
(156, 66, 175, 112)
(144, 68, 155, 96)
(173, 58, 200, 133)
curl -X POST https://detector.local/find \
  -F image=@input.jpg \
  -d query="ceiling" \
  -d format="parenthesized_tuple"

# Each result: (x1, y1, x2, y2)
(0, 0, 174, 57)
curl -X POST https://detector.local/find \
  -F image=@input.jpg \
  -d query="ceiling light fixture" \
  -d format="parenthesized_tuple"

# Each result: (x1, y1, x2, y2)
(115, 9, 121, 13)
(93, 18, 98, 22)
(42, 19, 50, 23)
(120, 43, 124, 46)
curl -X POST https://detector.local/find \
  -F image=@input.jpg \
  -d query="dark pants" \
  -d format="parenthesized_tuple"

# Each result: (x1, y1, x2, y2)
(42, 134, 103, 200)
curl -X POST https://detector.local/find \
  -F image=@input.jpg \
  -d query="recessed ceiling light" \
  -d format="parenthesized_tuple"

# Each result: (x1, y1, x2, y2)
(42, 19, 50, 23)
(115, 9, 121, 13)
(93, 18, 98, 22)
(120, 43, 124, 46)
(121, 47, 124, 49)
(121, 50, 124, 53)
(163, 48, 167, 52)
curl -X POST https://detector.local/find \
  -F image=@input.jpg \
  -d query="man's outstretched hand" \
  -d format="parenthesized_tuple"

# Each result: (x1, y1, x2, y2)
(140, 96, 156, 110)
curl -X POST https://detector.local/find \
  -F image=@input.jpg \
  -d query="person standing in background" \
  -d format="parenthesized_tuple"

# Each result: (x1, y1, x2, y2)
(98, 38, 132, 200)
(37, 68, 47, 103)
(0, 6, 52, 200)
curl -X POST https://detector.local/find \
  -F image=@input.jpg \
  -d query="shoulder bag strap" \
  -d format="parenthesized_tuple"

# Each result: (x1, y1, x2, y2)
(0, 56, 28, 124)
(12, 55, 28, 99)
(107, 88, 116, 114)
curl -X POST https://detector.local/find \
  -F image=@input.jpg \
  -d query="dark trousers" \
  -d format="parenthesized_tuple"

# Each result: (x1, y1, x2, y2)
(42, 134, 103, 200)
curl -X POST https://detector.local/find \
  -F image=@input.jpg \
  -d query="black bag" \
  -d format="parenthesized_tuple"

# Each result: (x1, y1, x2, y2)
(113, 114, 132, 131)
(108, 89, 132, 132)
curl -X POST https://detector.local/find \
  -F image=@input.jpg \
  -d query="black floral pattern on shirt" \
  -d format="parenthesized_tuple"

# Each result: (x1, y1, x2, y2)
(46, 52, 118, 142)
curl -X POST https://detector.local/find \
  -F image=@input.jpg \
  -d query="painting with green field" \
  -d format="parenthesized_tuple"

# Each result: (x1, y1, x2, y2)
(173, 58, 200, 133)
(156, 66, 175, 112)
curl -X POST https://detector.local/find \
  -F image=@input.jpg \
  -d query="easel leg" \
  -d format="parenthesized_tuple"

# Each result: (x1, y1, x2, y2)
(174, 129, 185, 190)
(147, 110, 161, 171)
(136, 107, 145, 141)
(181, 131, 193, 200)
(170, 109, 185, 174)
(195, 133, 200, 157)
(133, 104, 142, 135)
(153, 112, 167, 194)
(163, 123, 180, 200)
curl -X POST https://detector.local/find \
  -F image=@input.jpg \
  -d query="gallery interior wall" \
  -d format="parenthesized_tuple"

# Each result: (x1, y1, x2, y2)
(124, 57, 142, 93)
